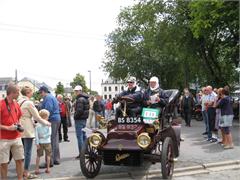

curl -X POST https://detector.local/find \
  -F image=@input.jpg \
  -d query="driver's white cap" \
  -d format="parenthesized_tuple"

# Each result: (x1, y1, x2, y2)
(74, 85, 82, 91)
(127, 76, 136, 83)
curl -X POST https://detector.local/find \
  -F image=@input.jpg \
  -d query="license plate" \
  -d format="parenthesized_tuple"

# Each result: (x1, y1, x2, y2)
(117, 117, 143, 124)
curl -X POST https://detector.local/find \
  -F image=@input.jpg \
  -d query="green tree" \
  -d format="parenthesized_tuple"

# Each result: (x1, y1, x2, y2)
(32, 91, 41, 101)
(55, 82, 64, 95)
(188, 0, 239, 87)
(103, 0, 239, 89)
(103, 1, 191, 88)
(90, 90, 98, 96)
(70, 73, 89, 92)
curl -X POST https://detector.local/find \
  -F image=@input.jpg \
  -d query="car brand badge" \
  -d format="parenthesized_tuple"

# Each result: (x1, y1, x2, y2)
(117, 144, 123, 151)
(115, 153, 130, 162)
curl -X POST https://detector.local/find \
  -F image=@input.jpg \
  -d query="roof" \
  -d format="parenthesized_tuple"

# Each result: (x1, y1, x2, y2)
(101, 77, 124, 85)
(19, 77, 53, 91)
(0, 77, 14, 84)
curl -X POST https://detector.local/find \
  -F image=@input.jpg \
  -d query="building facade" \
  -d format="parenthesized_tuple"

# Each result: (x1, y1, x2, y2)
(17, 77, 53, 93)
(0, 77, 14, 99)
(101, 77, 125, 100)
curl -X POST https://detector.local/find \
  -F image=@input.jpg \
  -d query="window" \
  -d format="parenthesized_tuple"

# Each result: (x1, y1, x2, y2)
(115, 86, 118, 91)
(0, 85, 2, 90)
(104, 86, 107, 92)
(109, 95, 112, 99)
(121, 86, 124, 91)
(104, 95, 107, 99)
(108, 86, 111, 92)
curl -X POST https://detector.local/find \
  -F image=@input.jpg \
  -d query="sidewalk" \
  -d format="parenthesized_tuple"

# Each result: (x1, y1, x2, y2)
(7, 118, 240, 179)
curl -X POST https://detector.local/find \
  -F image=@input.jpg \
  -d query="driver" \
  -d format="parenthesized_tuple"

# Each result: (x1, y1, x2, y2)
(114, 76, 143, 118)
(144, 76, 167, 109)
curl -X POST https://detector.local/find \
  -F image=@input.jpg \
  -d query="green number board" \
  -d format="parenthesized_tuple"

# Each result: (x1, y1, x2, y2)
(141, 108, 160, 124)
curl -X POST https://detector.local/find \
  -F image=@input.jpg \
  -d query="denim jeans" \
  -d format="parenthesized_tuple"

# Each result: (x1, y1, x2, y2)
(74, 119, 86, 154)
(207, 107, 216, 139)
(202, 110, 208, 132)
(202, 110, 211, 139)
(22, 138, 33, 170)
(51, 120, 61, 163)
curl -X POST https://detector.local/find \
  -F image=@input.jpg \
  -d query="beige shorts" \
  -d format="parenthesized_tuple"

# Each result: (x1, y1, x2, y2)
(0, 138, 24, 164)
(37, 143, 52, 157)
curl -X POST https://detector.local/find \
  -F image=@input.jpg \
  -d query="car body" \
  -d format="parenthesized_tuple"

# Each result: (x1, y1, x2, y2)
(80, 89, 181, 179)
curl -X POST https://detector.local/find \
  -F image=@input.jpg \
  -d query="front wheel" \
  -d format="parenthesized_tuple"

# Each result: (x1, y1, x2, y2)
(161, 137, 174, 179)
(80, 140, 102, 178)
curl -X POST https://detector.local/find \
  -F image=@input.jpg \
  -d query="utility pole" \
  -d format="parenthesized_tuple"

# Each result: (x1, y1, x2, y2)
(88, 70, 91, 94)
(15, 69, 18, 84)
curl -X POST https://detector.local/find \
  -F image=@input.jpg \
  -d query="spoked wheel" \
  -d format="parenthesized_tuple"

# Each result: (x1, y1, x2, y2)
(161, 137, 174, 179)
(80, 140, 102, 178)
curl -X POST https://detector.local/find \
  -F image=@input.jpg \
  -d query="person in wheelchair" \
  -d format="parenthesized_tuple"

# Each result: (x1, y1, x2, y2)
(144, 76, 167, 109)
(114, 76, 143, 118)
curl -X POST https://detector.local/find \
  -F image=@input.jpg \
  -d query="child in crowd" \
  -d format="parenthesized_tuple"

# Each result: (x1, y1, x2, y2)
(35, 109, 52, 174)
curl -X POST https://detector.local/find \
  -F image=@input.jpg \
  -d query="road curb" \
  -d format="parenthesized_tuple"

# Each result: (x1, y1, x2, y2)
(43, 159, 240, 180)
(202, 159, 240, 168)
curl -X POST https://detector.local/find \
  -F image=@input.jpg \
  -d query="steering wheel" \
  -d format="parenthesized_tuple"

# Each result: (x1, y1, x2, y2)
(120, 96, 135, 103)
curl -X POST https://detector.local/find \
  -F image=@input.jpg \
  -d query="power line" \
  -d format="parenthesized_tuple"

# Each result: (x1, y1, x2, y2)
(18, 70, 72, 83)
(0, 22, 105, 37)
(0, 23, 106, 40)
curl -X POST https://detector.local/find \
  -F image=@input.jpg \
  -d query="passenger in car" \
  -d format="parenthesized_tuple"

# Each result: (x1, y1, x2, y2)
(144, 76, 167, 109)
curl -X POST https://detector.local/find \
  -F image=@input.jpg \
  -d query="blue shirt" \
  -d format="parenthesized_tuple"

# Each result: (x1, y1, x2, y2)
(35, 123, 51, 145)
(41, 94, 61, 121)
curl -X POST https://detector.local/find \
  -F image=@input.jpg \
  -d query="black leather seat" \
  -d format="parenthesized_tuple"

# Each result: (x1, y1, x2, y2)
(163, 89, 180, 118)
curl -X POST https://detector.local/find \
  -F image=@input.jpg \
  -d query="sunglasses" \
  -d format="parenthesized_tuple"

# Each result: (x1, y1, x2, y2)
(127, 81, 134, 84)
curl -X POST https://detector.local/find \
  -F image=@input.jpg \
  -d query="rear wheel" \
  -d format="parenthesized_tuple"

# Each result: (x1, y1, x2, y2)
(161, 137, 174, 179)
(195, 113, 203, 121)
(80, 140, 102, 178)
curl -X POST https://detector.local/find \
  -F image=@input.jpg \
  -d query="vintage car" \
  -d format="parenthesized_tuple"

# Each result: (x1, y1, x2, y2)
(80, 89, 181, 179)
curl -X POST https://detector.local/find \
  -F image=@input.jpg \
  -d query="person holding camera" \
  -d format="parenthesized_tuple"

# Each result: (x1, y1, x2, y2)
(18, 86, 51, 179)
(0, 83, 24, 180)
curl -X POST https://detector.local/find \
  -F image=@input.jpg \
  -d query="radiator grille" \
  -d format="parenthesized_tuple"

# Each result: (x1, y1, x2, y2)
(103, 150, 143, 166)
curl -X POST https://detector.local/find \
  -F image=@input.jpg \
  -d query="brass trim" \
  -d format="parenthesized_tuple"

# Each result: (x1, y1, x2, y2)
(137, 132, 151, 149)
(88, 133, 102, 148)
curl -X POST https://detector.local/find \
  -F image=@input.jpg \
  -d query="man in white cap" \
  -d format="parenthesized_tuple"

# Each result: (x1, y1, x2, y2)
(114, 76, 143, 117)
(144, 76, 167, 108)
(73, 85, 89, 159)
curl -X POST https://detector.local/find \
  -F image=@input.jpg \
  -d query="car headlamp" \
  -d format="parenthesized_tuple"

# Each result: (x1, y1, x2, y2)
(89, 133, 102, 148)
(137, 133, 151, 149)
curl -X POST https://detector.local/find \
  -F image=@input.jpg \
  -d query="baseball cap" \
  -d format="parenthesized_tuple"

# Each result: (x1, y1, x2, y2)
(127, 76, 136, 83)
(74, 85, 82, 91)
(38, 86, 50, 93)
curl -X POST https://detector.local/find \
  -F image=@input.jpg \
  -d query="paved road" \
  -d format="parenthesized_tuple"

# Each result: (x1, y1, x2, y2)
(173, 168, 240, 180)
(7, 118, 240, 179)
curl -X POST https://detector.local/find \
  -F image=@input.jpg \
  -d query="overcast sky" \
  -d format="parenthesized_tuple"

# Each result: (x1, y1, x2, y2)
(0, 0, 134, 93)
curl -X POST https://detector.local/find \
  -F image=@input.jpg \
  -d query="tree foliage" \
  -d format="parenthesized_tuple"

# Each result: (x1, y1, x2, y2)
(70, 73, 89, 93)
(32, 91, 41, 101)
(55, 82, 64, 95)
(103, 0, 239, 89)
